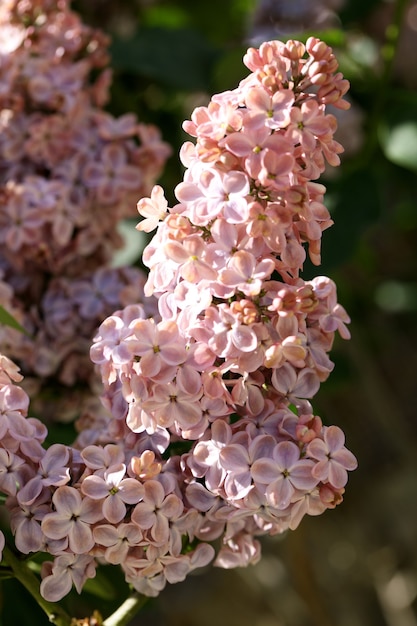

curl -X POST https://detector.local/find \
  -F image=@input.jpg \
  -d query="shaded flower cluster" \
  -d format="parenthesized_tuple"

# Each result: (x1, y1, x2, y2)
(0, 0, 170, 402)
(0, 355, 215, 600)
(0, 37, 357, 605)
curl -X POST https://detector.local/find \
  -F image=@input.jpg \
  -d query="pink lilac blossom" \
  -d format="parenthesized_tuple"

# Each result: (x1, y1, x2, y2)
(0, 0, 170, 416)
(86, 36, 356, 597)
(0, 36, 356, 606)
(40, 554, 97, 603)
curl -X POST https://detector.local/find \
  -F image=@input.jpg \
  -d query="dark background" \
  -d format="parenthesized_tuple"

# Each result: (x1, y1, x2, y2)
(3, 0, 417, 624)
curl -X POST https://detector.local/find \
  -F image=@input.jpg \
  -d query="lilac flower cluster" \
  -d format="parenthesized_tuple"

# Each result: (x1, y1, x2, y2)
(0, 37, 357, 604)
(0, 355, 214, 600)
(87, 39, 355, 591)
(0, 0, 170, 398)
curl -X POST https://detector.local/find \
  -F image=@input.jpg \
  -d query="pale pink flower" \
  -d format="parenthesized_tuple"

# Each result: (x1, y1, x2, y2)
(220, 250, 275, 297)
(224, 128, 293, 179)
(175, 169, 250, 225)
(142, 381, 203, 431)
(308, 277, 352, 339)
(295, 414, 323, 444)
(129, 450, 162, 481)
(129, 318, 187, 379)
(83, 143, 140, 205)
(245, 87, 294, 130)
(286, 100, 333, 151)
(190, 419, 233, 492)
(307, 426, 358, 489)
(203, 304, 259, 358)
(243, 39, 291, 77)
(319, 300, 351, 340)
(131, 479, 183, 546)
(0, 355, 23, 384)
(230, 370, 267, 413)
(137, 185, 168, 233)
(214, 531, 261, 569)
(204, 222, 251, 288)
(41, 485, 103, 553)
(264, 334, 307, 370)
(305, 328, 334, 378)
(93, 523, 143, 564)
(169, 281, 213, 328)
(0, 449, 27, 496)
(9, 494, 51, 553)
(271, 362, 320, 402)
(164, 235, 217, 283)
(81, 443, 125, 475)
(257, 146, 294, 190)
(125, 544, 204, 596)
(81, 463, 144, 524)
(319, 483, 345, 509)
(96, 112, 139, 140)
(126, 569, 166, 597)
(246, 201, 291, 253)
(183, 100, 242, 141)
(90, 314, 139, 367)
(17, 443, 70, 506)
(200, 169, 251, 224)
(189, 542, 216, 570)
(219, 434, 276, 500)
(251, 440, 318, 509)
(40, 554, 96, 602)
(288, 488, 326, 530)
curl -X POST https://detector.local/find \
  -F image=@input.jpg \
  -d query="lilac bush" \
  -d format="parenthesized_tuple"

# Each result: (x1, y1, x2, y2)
(0, 34, 356, 624)
(0, 0, 170, 413)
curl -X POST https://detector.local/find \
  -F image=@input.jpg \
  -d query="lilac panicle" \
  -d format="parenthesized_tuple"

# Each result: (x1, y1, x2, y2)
(0, 35, 357, 605)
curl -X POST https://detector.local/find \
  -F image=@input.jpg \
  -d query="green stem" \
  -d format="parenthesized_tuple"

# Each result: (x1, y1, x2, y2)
(102, 592, 149, 626)
(2, 544, 72, 626)
(3, 543, 148, 626)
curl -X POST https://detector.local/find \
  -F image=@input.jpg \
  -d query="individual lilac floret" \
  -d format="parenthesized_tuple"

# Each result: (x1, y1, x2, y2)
(307, 425, 358, 489)
(41, 486, 103, 554)
(81, 463, 144, 524)
(40, 554, 97, 603)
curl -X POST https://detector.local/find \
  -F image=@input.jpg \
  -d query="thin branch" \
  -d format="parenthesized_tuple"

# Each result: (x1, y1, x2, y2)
(2, 544, 72, 626)
(102, 592, 149, 626)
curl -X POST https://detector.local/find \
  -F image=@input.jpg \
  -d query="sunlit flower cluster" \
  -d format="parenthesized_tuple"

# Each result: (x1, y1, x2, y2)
(88, 38, 356, 593)
(0, 0, 170, 401)
(0, 36, 357, 604)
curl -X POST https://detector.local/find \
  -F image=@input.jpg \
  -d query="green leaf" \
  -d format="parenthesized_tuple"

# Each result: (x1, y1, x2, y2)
(212, 46, 248, 93)
(379, 93, 417, 172)
(294, 28, 347, 49)
(112, 219, 147, 268)
(0, 305, 29, 336)
(110, 27, 218, 91)
(303, 169, 380, 276)
(380, 121, 417, 172)
(83, 567, 117, 600)
(142, 4, 191, 28)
